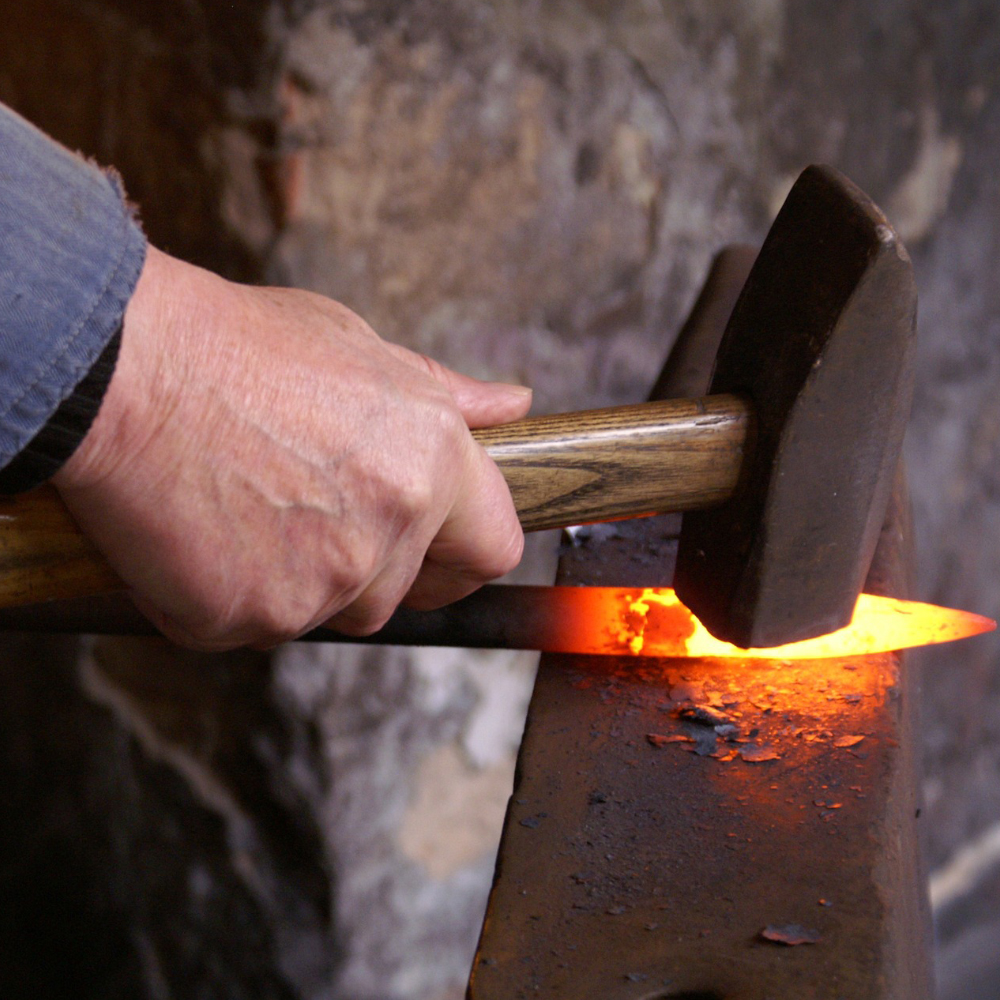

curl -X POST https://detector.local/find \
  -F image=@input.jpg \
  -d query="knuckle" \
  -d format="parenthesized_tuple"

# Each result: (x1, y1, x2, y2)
(163, 614, 245, 652)
(336, 544, 381, 596)
(165, 600, 237, 651)
(163, 626, 224, 652)
(387, 401, 466, 525)
(481, 525, 525, 580)
(410, 350, 446, 385)
(253, 607, 308, 645)
(426, 392, 467, 443)
(331, 601, 395, 637)
(391, 468, 435, 525)
(224, 582, 326, 648)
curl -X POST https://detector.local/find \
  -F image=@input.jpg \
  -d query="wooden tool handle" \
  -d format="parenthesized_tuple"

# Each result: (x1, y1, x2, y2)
(474, 394, 750, 530)
(0, 483, 123, 607)
(0, 393, 751, 607)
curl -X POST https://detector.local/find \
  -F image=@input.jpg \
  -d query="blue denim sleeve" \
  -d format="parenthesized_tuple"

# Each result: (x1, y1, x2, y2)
(0, 103, 147, 467)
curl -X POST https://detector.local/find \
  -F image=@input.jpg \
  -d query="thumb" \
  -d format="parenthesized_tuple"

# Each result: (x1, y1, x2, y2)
(385, 343, 532, 428)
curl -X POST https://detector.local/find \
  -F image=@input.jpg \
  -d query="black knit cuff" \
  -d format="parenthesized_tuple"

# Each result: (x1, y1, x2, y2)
(0, 326, 123, 495)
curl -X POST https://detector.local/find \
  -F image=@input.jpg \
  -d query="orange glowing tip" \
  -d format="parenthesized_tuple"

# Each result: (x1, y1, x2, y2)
(615, 589, 996, 659)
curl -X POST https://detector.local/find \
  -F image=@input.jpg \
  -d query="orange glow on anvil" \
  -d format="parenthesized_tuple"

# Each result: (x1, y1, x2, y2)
(552, 587, 994, 659)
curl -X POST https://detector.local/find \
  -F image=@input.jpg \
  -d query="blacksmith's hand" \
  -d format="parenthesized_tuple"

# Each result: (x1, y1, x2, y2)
(53, 246, 530, 650)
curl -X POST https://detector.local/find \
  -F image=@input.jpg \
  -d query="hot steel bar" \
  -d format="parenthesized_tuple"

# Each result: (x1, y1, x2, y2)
(0, 585, 986, 657)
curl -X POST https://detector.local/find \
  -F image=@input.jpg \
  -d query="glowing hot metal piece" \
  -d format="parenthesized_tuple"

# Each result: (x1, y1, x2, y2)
(609, 588, 995, 659)
(533, 586, 994, 659)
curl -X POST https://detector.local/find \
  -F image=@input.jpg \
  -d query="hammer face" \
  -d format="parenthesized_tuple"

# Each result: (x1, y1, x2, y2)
(675, 166, 917, 648)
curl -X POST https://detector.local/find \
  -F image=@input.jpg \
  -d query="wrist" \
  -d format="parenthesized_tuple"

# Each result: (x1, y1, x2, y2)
(52, 245, 169, 493)
(0, 325, 123, 494)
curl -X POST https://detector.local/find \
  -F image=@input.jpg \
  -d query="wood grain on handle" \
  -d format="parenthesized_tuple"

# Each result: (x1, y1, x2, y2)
(0, 484, 122, 607)
(0, 393, 752, 608)
(474, 394, 752, 531)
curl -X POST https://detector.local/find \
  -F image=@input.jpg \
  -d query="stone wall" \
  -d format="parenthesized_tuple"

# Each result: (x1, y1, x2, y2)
(1, 2, 998, 997)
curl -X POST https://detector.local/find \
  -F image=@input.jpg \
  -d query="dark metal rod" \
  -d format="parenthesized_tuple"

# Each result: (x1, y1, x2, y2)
(0, 585, 580, 650)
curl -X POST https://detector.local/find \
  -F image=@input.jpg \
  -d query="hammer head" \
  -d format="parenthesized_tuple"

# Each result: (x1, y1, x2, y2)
(674, 165, 917, 648)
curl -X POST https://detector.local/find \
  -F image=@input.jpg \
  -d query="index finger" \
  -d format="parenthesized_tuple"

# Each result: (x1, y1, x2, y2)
(402, 438, 524, 610)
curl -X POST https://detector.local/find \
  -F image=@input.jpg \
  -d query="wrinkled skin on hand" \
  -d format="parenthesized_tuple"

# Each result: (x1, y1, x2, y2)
(53, 247, 531, 650)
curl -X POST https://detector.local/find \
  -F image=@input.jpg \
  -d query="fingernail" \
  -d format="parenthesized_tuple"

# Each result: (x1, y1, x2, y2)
(496, 382, 532, 397)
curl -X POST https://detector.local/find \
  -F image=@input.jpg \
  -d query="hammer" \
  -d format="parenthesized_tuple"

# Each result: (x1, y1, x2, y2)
(0, 165, 915, 648)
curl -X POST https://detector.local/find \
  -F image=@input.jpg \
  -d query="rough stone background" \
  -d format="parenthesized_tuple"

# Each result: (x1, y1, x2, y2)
(0, 1, 998, 998)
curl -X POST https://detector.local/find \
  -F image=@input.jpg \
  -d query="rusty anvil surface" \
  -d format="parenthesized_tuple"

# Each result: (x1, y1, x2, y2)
(467, 252, 933, 1000)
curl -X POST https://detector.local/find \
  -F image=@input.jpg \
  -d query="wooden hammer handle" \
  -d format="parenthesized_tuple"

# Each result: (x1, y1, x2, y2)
(0, 484, 123, 607)
(477, 394, 750, 530)
(0, 393, 751, 608)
